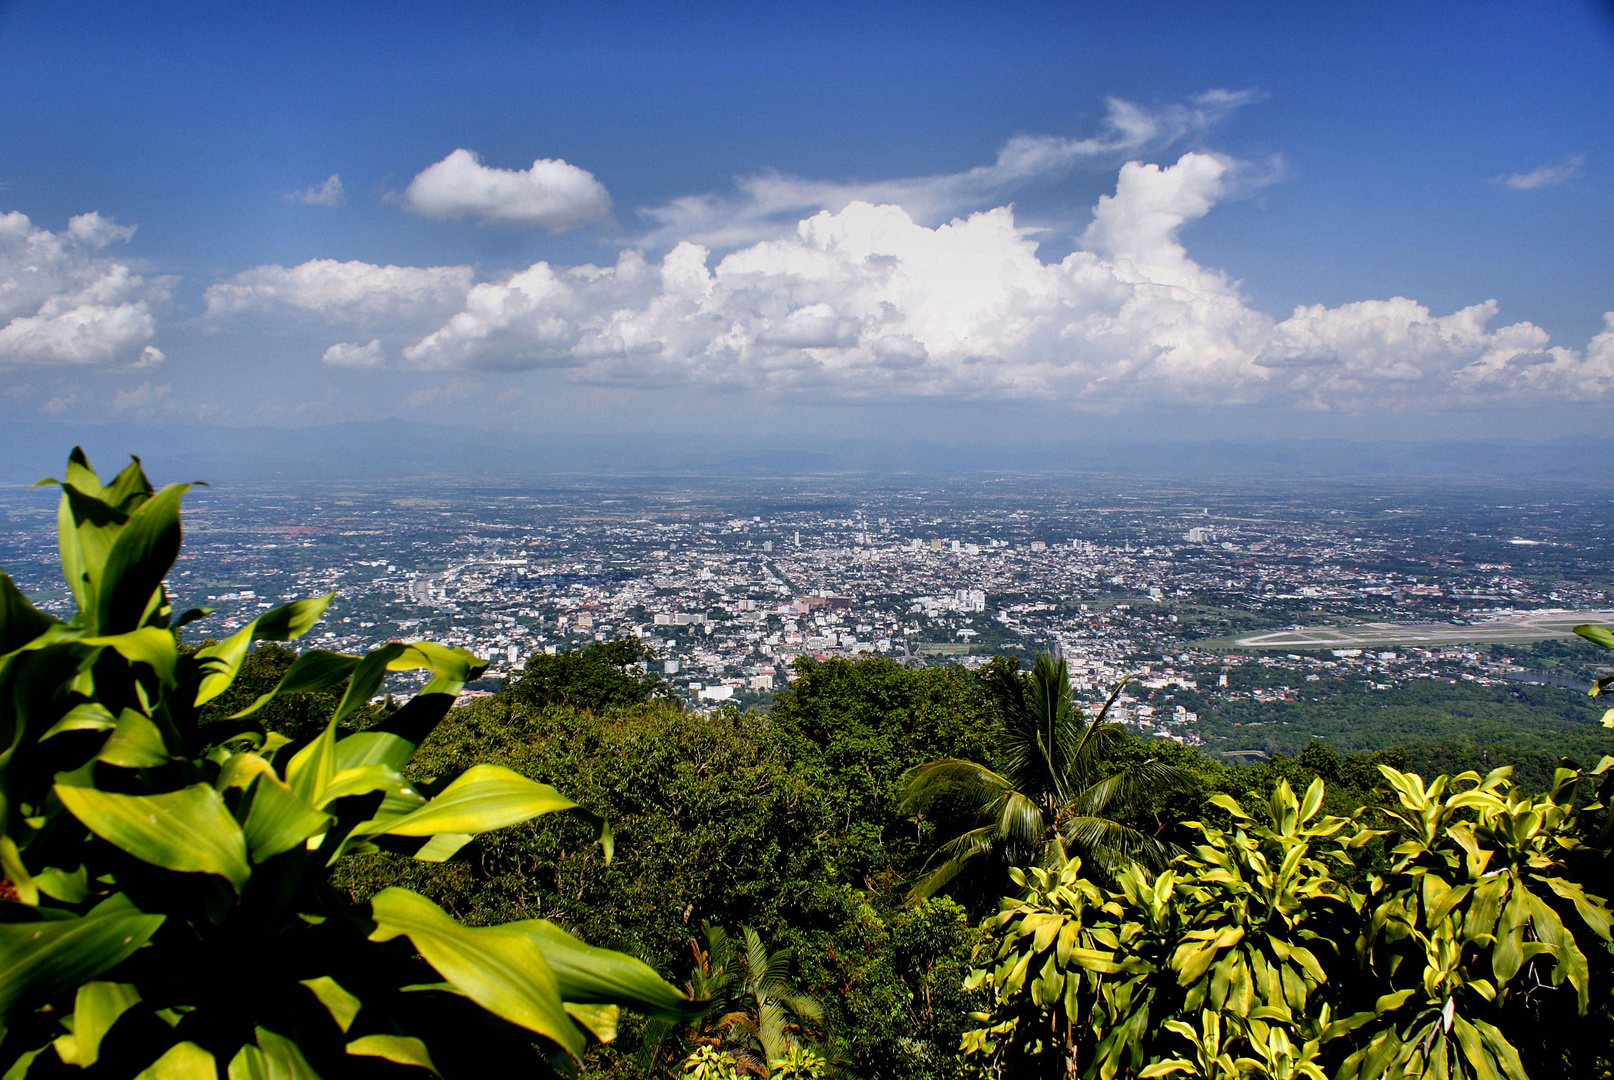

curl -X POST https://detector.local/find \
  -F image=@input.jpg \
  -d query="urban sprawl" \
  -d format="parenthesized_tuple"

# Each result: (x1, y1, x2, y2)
(3, 478, 1609, 758)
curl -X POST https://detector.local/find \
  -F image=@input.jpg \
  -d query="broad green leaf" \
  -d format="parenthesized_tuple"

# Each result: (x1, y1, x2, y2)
(40, 702, 117, 741)
(100, 456, 155, 512)
(345, 1035, 441, 1075)
(82, 627, 178, 690)
(0, 894, 163, 1020)
(228, 650, 361, 720)
(0, 572, 57, 656)
(366, 887, 582, 1058)
(0, 836, 37, 906)
(98, 709, 176, 768)
(172, 607, 214, 630)
(299, 977, 361, 1034)
(314, 764, 423, 815)
(327, 644, 409, 729)
(216, 752, 280, 792)
(1, 1046, 48, 1080)
(412, 833, 473, 862)
(34, 865, 88, 904)
(226, 1027, 322, 1080)
(1543, 877, 1613, 941)
(55, 481, 128, 624)
(243, 778, 333, 864)
(511, 919, 706, 1022)
(284, 721, 339, 806)
(53, 981, 142, 1066)
(56, 782, 251, 892)
(135, 1042, 217, 1080)
(97, 483, 189, 635)
(563, 1004, 619, 1043)
(353, 764, 578, 839)
(1574, 624, 1614, 651)
(193, 595, 335, 707)
(332, 731, 417, 774)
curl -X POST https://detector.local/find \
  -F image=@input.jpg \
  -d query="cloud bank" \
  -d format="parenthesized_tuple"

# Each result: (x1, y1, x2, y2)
(203, 259, 473, 323)
(400, 149, 612, 229)
(218, 150, 1613, 410)
(0, 211, 168, 367)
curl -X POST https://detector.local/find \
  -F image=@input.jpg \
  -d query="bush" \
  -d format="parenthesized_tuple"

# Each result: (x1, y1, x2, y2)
(0, 449, 701, 1078)
(961, 768, 1613, 1080)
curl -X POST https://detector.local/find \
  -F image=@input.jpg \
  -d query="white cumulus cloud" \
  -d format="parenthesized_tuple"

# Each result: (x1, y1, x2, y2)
(380, 150, 1614, 409)
(0, 211, 168, 366)
(203, 259, 473, 323)
(322, 338, 385, 369)
(1495, 154, 1584, 190)
(400, 149, 612, 230)
(286, 174, 346, 206)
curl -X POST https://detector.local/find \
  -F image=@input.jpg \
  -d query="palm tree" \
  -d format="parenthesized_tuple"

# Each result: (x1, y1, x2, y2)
(682, 924, 825, 1077)
(899, 652, 1184, 904)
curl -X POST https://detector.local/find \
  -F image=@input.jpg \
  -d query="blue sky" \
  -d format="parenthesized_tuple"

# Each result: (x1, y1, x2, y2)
(1, 0, 1611, 442)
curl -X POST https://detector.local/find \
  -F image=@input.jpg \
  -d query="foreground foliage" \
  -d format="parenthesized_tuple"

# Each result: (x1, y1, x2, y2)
(0, 450, 700, 1078)
(962, 766, 1613, 1079)
(901, 654, 1184, 903)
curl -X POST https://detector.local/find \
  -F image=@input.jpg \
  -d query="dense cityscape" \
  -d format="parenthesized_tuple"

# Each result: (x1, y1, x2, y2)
(4, 473, 1610, 760)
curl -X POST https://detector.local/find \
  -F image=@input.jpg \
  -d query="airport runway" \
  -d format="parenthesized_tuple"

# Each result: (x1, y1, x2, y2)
(1231, 609, 1614, 651)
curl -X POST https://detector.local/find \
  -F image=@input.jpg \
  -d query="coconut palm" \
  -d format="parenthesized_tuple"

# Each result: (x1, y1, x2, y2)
(899, 652, 1184, 904)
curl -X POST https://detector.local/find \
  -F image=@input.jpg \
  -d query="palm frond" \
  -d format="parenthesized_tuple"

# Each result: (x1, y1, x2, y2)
(996, 789, 1047, 850)
(898, 758, 1012, 815)
(1061, 814, 1173, 872)
(1070, 673, 1133, 763)
(1067, 759, 1192, 819)
(905, 824, 998, 905)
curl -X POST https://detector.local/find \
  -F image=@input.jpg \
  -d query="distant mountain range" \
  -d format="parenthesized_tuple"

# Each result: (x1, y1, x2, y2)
(2, 419, 1611, 485)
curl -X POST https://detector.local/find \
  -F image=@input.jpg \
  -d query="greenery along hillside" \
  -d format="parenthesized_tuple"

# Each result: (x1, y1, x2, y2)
(4, 449, 1613, 1080)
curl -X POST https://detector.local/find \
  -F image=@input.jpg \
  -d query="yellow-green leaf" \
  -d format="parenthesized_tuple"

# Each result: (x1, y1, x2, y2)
(56, 782, 251, 892)
(96, 483, 188, 636)
(346, 1035, 440, 1075)
(98, 709, 175, 768)
(226, 1027, 322, 1080)
(243, 778, 333, 864)
(562, 1004, 620, 1044)
(355, 764, 578, 839)
(82, 627, 178, 690)
(53, 982, 142, 1066)
(0, 894, 163, 1025)
(135, 1041, 217, 1080)
(509, 918, 704, 1022)
(40, 702, 117, 741)
(366, 887, 582, 1058)
(193, 595, 334, 707)
(299, 977, 361, 1034)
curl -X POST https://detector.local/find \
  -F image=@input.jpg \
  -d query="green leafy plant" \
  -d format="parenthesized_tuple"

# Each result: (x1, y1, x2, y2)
(0, 449, 702, 1078)
(681, 924, 826, 1077)
(901, 654, 1184, 903)
(960, 768, 1612, 1080)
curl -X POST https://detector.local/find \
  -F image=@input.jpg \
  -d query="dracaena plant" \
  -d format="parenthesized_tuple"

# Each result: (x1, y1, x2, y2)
(0, 449, 702, 1079)
(961, 771, 1612, 1080)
